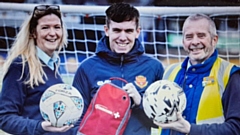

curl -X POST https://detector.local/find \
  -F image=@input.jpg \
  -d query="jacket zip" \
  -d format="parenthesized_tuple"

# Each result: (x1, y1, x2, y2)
(120, 55, 124, 87)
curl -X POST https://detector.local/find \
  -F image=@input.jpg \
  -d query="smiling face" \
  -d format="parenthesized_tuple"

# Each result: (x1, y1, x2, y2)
(104, 20, 140, 54)
(34, 14, 63, 56)
(182, 18, 218, 65)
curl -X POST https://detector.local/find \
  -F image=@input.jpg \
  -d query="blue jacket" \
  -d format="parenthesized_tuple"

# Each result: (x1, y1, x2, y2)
(161, 50, 240, 135)
(73, 36, 164, 135)
(0, 57, 78, 135)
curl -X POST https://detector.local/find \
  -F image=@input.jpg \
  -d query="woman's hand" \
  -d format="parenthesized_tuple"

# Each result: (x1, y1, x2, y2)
(41, 121, 73, 132)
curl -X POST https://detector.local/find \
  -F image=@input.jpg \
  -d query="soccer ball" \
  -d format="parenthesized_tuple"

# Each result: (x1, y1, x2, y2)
(39, 83, 84, 127)
(143, 80, 186, 123)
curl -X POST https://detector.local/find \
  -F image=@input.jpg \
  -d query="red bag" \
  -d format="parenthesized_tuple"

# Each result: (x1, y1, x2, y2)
(77, 77, 131, 135)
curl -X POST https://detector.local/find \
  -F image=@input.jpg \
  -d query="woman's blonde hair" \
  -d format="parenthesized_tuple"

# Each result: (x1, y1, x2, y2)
(2, 6, 68, 88)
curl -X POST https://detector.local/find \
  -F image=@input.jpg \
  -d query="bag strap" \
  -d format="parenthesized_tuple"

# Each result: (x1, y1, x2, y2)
(109, 77, 136, 108)
(109, 77, 128, 84)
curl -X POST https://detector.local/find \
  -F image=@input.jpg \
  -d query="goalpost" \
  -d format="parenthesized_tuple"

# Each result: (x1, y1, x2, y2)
(0, 2, 240, 85)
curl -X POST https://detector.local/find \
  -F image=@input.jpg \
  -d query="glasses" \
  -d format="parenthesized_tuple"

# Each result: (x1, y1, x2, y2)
(29, 5, 61, 33)
(32, 5, 60, 18)
(34, 5, 60, 11)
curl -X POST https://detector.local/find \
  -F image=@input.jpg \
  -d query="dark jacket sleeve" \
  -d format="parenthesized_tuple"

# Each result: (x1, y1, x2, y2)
(0, 62, 46, 135)
(190, 70, 240, 135)
(72, 64, 92, 125)
(132, 59, 164, 129)
(0, 61, 79, 135)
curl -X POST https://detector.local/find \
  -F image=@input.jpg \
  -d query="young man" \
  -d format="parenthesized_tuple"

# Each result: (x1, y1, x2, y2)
(72, 2, 164, 135)
(155, 14, 240, 135)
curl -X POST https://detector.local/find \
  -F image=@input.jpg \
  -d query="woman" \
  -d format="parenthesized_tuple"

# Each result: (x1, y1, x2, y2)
(0, 5, 78, 135)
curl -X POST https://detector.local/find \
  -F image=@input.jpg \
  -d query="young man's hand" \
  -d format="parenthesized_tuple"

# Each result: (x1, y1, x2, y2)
(123, 83, 141, 106)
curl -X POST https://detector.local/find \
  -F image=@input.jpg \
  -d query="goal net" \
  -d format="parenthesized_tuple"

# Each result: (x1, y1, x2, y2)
(0, 3, 239, 85)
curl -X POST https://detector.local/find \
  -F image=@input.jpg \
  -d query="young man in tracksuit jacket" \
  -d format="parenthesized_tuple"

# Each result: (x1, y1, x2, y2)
(72, 3, 164, 135)
(155, 14, 240, 135)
